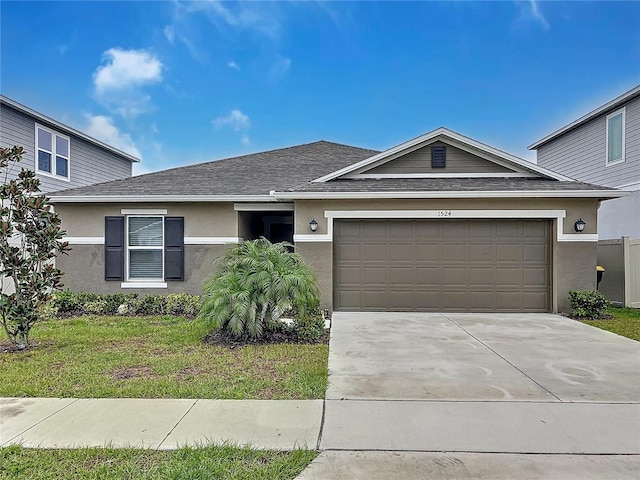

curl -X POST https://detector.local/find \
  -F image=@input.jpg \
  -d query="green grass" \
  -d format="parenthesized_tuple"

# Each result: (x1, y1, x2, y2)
(0, 444, 316, 480)
(0, 316, 328, 399)
(584, 307, 640, 341)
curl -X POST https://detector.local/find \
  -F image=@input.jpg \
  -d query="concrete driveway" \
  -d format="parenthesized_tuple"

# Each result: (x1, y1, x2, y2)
(300, 312, 640, 479)
(326, 312, 640, 403)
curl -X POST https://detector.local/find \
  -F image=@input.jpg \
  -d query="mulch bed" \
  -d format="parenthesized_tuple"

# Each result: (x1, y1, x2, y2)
(204, 329, 329, 348)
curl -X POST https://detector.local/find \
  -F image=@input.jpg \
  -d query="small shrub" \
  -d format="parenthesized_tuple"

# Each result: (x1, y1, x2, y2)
(51, 290, 81, 314)
(83, 299, 108, 315)
(198, 238, 321, 340)
(138, 294, 167, 315)
(166, 293, 201, 317)
(568, 290, 609, 319)
(293, 314, 326, 343)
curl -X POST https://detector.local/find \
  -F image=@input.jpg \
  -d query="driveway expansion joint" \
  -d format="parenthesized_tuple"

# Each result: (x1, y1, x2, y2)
(443, 314, 563, 402)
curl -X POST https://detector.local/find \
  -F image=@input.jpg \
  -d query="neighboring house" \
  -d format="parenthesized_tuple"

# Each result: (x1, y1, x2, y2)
(529, 85, 640, 307)
(0, 95, 138, 192)
(529, 85, 640, 239)
(49, 128, 623, 313)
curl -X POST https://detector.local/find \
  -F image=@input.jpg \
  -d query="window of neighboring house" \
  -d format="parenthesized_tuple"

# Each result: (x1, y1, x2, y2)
(36, 124, 70, 179)
(104, 215, 184, 284)
(606, 108, 625, 165)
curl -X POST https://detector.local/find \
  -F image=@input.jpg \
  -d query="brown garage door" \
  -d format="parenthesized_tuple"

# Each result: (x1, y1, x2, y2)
(334, 219, 550, 312)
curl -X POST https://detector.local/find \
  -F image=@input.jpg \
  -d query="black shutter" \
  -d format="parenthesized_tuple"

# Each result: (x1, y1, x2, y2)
(105, 216, 124, 281)
(431, 146, 446, 168)
(164, 217, 184, 281)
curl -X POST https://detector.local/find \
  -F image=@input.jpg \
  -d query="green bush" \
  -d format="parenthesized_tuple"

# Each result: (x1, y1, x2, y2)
(49, 291, 200, 318)
(293, 314, 326, 343)
(568, 290, 609, 319)
(198, 238, 321, 340)
(166, 293, 201, 317)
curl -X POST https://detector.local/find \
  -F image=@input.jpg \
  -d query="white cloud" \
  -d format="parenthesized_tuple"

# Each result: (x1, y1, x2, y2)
(241, 134, 250, 145)
(193, 1, 281, 39)
(92, 48, 163, 118)
(83, 114, 142, 159)
(269, 55, 291, 80)
(213, 109, 250, 131)
(164, 25, 175, 45)
(227, 60, 240, 70)
(515, 0, 549, 30)
(94, 48, 163, 92)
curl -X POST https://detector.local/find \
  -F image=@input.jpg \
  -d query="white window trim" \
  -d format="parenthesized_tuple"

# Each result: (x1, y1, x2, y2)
(125, 215, 165, 283)
(35, 123, 71, 181)
(605, 107, 625, 166)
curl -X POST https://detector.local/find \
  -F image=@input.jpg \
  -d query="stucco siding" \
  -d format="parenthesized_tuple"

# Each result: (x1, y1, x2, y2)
(294, 198, 599, 239)
(0, 103, 133, 192)
(536, 96, 640, 189)
(56, 203, 238, 238)
(57, 245, 225, 295)
(364, 141, 513, 175)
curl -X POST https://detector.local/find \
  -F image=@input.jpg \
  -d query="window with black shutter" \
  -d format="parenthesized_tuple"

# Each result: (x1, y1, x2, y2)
(105, 216, 125, 280)
(104, 215, 184, 282)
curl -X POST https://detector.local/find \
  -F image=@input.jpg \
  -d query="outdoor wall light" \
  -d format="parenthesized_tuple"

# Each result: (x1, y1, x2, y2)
(309, 219, 318, 233)
(574, 218, 586, 233)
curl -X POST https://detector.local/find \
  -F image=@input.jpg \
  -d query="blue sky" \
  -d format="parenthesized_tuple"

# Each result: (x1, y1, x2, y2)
(1, 1, 639, 174)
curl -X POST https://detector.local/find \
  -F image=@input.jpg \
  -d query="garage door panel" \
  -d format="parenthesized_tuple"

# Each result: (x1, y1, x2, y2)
(361, 244, 386, 261)
(337, 266, 361, 284)
(442, 244, 468, 262)
(469, 243, 493, 262)
(415, 244, 441, 261)
(496, 244, 521, 262)
(388, 266, 414, 284)
(416, 267, 441, 285)
(416, 222, 443, 239)
(362, 267, 386, 284)
(443, 267, 468, 286)
(469, 267, 494, 286)
(524, 244, 547, 262)
(334, 219, 549, 312)
(388, 243, 414, 261)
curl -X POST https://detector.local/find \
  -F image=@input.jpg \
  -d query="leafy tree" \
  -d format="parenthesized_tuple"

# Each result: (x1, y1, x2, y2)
(0, 146, 70, 349)
(198, 238, 320, 340)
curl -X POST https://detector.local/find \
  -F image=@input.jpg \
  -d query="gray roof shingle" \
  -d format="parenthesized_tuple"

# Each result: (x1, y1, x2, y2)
(52, 141, 378, 197)
(50, 139, 617, 200)
(284, 178, 614, 193)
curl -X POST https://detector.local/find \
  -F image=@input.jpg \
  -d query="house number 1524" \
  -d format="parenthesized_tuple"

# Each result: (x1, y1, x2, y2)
(437, 211, 452, 217)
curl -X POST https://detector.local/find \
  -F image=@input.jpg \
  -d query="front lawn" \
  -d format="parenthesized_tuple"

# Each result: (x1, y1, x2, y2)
(584, 307, 640, 341)
(0, 445, 316, 480)
(0, 315, 328, 399)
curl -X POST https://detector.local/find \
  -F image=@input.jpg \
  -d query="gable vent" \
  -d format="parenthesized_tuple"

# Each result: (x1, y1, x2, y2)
(431, 146, 446, 168)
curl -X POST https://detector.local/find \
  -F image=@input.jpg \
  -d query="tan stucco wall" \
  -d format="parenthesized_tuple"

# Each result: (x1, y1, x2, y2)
(57, 244, 227, 295)
(293, 242, 333, 311)
(55, 203, 238, 237)
(294, 198, 599, 238)
(294, 197, 600, 313)
(54, 198, 600, 313)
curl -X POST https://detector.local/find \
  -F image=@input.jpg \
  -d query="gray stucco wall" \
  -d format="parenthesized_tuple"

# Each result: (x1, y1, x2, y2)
(597, 191, 640, 239)
(536, 96, 640, 189)
(0, 103, 133, 192)
(57, 245, 226, 295)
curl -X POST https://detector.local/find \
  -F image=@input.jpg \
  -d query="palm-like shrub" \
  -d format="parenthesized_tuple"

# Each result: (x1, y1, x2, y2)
(198, 238, 320, 340)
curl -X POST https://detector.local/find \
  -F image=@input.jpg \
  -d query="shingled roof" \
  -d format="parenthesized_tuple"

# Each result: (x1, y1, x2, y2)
(50, 139, 622, 201)
(51, 141, 378, 198)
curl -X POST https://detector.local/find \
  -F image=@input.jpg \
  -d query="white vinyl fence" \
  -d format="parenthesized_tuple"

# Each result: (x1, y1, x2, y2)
(597, 236, 640, 308)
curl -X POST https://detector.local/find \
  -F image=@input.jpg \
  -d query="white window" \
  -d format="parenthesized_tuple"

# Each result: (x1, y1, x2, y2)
(606, 108, 625, 165)
(126, 216, 164, 281)
(36, 124, 70, 179)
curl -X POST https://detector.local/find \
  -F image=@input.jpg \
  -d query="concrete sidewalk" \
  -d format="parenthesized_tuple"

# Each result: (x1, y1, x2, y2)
(0, 397, 322, 450)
